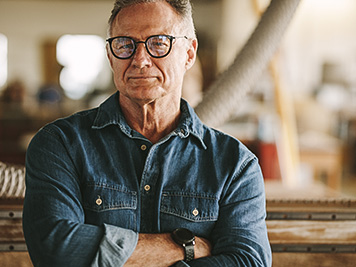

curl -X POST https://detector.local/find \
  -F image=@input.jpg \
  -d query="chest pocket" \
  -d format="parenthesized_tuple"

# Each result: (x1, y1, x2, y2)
(83, 183, 137, 212)
(82, 182, 137, 230)
(160, 191, 219, 236)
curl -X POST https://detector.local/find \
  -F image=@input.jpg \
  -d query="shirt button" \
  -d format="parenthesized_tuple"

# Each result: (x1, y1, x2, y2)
(180, 129, 185, 135)
(192, 208, 199, 216)
(144, 185, 151, 191)
(141, 144, 147, 151)
(96, 197, 102, 206)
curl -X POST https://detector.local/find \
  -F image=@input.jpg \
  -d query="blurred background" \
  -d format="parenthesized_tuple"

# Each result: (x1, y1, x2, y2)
(0, 0, 356, 196)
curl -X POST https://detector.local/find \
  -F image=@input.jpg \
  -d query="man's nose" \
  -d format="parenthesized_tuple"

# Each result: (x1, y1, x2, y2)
(131, 43, 152, 68)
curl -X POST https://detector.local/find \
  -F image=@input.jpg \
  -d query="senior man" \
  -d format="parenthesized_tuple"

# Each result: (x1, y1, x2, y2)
(23, 0, 272, 266)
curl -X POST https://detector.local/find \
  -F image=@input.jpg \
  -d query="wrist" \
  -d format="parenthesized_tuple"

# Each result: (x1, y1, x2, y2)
(171, 228, 195, 262)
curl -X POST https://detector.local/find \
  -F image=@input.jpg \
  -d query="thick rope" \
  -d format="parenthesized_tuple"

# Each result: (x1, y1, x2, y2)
(0, 161, 26, 199)
(195, 0, 301, 127)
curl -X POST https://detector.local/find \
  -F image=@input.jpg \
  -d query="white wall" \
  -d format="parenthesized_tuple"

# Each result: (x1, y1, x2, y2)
(279, 0, 356, 95)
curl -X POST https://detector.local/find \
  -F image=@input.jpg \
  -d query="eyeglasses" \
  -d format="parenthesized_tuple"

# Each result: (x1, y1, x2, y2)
(106, 34, 188, 59)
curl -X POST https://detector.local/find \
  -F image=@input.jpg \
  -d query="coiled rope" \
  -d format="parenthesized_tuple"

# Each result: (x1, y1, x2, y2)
(0, 161, 26, 199)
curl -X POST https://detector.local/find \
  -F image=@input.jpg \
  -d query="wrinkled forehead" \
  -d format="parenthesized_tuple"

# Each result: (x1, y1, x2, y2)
(111, 2, 184, 37)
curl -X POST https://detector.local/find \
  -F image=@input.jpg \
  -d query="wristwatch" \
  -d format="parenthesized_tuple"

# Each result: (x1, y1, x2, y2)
(172, 228, 195, 262)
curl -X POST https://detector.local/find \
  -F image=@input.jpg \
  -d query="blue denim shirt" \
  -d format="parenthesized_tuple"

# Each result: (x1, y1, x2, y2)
(23, 92, 271, 266)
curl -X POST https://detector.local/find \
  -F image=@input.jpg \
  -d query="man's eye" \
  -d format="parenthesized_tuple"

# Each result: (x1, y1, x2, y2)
(123, 44, 134, 49)
(151, 41, 168, 48)
(117, 43, 134, 50)
(153, 42, 163, 47)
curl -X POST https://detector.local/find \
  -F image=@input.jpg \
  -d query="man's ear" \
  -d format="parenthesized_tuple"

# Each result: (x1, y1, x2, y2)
(185, 38, 198, 71)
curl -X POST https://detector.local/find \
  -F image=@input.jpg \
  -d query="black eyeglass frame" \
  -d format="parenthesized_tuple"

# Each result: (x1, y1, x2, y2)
(106, 34, 188, 59)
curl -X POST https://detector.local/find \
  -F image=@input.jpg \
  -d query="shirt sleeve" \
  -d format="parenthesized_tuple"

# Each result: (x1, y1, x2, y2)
(187, 156, 272, 267)
(171, 261, 191, 267)
(23, 126, 138, 267)
(91, 224, 138, 267)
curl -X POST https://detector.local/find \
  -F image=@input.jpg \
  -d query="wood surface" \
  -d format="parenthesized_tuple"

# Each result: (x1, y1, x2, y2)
(0, 252, 32, 267)
(267, 220, 356, 245)
(2, 182, 356, 266)
(272, 253, 356, 267)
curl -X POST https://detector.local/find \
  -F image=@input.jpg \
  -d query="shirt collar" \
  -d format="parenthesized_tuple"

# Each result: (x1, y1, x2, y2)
(92, 92, 207, 149)
(177, 97, 207, 149)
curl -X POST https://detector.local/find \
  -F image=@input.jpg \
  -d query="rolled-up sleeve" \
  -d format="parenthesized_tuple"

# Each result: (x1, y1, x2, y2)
(91, 224, 138, 267)
(23, 127, 138, 267)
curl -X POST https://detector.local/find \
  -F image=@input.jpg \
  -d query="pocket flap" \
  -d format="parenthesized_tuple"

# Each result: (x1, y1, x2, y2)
(160, 192, 219, 222)
(83, 183, 137, 212)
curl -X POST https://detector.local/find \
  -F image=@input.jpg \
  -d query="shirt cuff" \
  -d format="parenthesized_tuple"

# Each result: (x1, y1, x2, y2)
(91, 224, 138, 267)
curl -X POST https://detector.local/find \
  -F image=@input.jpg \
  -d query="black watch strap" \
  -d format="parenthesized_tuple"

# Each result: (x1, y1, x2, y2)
(184, 242, 195, 262)
(172, 228, 195, 262)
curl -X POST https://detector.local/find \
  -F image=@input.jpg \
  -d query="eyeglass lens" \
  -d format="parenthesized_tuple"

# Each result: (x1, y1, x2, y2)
(110, 35, 172, 59)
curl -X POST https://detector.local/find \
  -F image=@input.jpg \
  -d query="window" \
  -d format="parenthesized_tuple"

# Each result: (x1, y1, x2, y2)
(0, 33, 8, 89)
(56, 35, 110, 100)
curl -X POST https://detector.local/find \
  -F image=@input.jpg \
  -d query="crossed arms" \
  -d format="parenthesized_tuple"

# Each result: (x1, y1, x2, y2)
(23, 126, 271, 266)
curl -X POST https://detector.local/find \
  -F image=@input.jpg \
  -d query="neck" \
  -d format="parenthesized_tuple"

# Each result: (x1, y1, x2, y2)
(119, 95, 181, 143)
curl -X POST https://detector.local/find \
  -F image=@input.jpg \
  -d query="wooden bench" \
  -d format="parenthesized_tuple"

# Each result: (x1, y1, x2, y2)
(1, 182, 356, 266)
(0, 200, 31, 267)
(266, 181, 356, 267)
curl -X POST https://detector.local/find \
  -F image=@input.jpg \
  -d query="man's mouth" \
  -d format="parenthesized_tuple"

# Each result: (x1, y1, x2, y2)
(129, 76, 156, 79)
(127, 76, 159, 85)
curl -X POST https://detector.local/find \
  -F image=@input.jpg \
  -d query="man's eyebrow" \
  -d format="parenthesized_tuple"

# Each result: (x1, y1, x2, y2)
(117, 33, 171, 40)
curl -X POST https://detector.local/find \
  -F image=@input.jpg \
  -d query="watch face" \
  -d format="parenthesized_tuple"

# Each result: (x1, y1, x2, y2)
(173, 228, 194, 244)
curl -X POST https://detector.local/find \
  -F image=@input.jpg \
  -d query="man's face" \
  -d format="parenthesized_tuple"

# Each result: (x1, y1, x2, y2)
(107, 1, 197, 106)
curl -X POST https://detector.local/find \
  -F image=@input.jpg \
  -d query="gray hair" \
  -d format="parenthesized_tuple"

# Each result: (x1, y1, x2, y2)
(107, 0, 196, 38)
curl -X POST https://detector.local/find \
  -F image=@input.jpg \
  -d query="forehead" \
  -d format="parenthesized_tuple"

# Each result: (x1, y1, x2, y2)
(111, 2, 182, 37)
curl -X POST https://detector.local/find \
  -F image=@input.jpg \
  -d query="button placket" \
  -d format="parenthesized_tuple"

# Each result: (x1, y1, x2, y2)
(139, 145, 160, 232)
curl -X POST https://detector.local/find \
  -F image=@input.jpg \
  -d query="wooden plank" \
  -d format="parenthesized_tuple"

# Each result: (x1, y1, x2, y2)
(272, 253, 356, 267)
(265, 181, 344, 200)
(265, 181, 356, 220)
(267, 220, 356, 245)
(267, 199, 356, 217)
(0, 252, 32, 267)
(0, 218, 25, 243)
(0, 204, 25, 246)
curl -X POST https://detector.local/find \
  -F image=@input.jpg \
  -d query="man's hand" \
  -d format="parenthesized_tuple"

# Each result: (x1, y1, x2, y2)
(124, 233, 212, 267)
